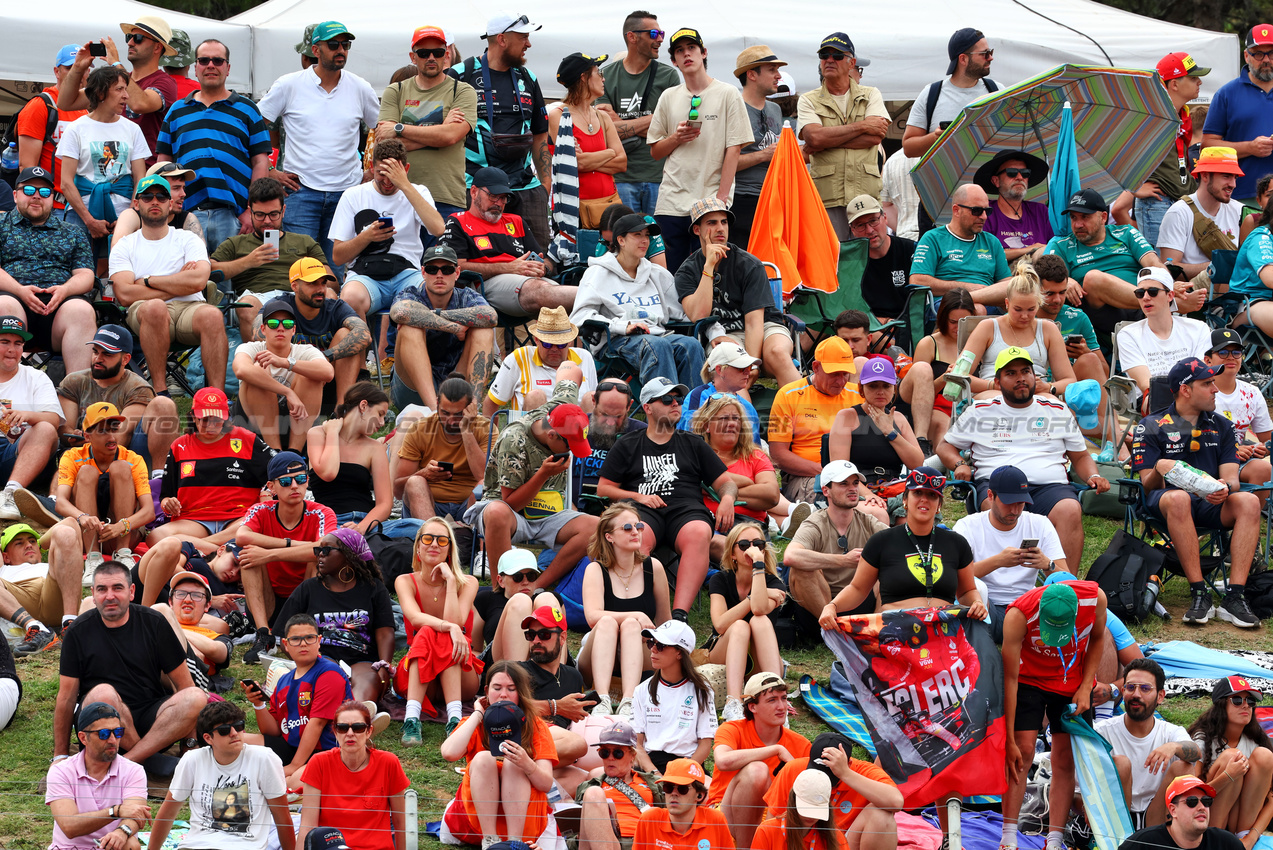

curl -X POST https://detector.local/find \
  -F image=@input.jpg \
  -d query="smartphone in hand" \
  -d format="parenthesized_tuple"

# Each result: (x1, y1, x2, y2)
(89, 42, 108, 57)
(263, 229, 280, 251)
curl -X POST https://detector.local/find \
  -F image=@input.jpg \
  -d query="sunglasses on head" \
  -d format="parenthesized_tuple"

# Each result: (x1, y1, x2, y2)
(597, 746, 628, 759)
(999, 168, 1031, 179)
(213, 720, 247, 736)
(325, 39, 353, 50)
(525, 627, 562, 642)
(501, 15, 531, 33)
(313, 545, 336, 557)
(264, 318, 296, 329)
(423, 263, 457, 276)
(506, 570, 539, 583)
(418, 534, 450, 546)
(1177, 795, 1214, 808)
(334, 721, 370, 733)
(628, 28, 666, 39)
(415, 47, 447, 59)
(689, 95, 702, 121)
(1133, 287, 1168, 299)
(1228, 695, 1260, 707)
(957, 204, 990, 217)
(196, 56, 226, 66)
(125, 32, 151, 44)
(908, 470, 947, 492)
(20, 186, 53, 198)
(735, 539, 766, 552)
(818, 50, 847, 61)
(275, 473, 307, 486)
(89, 726, 126, 740)
(136, 192, 168, 203)
(660, 782, 694, 795)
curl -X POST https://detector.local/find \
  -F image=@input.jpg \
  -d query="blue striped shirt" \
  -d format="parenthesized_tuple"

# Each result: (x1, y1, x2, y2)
(157, 93, 271, 214)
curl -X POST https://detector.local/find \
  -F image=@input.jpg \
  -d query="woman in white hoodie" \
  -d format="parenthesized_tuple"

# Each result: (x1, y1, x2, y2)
(570, 214, 707, 388)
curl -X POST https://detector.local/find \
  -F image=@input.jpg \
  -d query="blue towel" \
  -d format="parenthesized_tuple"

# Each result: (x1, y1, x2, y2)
(921, 807, 1046, 850)
(1057, 711, 1133, 850)
(74, 174, 132, 223)
(1145, 640, 1273, 680)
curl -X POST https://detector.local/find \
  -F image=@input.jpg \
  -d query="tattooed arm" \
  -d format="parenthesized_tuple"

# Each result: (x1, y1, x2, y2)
(532, 132, 551, 188)
(389, 298, 498, 332)
(1176, 740, 1202, 763)
(470, 349, 491, 396)
(324, 315, 373, 362)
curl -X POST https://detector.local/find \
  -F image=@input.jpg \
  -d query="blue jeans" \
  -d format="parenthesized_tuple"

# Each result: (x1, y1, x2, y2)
(616, 182, 660, 215)
(344, 266, 424, 315)
(1134, 195, 1173, 249)
(607, 332, 705, 389)
(422, 203, 467, 251)
(282, 186, 344, 270)
(191, 207, 242, 257)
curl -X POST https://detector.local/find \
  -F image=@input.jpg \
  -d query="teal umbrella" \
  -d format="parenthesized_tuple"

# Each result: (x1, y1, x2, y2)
(1049, 101, 1082, 237)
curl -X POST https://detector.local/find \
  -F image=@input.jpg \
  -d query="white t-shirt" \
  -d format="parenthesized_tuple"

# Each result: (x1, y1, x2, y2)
(329, 181, 432, 269)
(0, 365, 65, 428)
(55, 115, 151, 216)
(258, 68, 381, 192)
(952, 511, 1064, 605)
(235, 341, 325, 386)
(881, 153, 922, 240)
(168, 744, 287, 850)
(487, 346, 598, 410)
(1116, 317, 1212, 383)
(1215, 378, 1273, 436)
(1156, 193, 1245, 264)
(0, 560, 49, 584)
(1095, 716, 1191, 813)
(906, 78, 996, 131)
(108, 228, 210, 303)
(943, 395, 1086, 483)
(630, 675, 717, 757)
(647, 79, 755, 217)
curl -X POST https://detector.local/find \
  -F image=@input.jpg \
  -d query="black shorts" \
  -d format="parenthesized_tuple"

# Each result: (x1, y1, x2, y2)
(1145, 489, 1227, 530)
(638, 504, 713, 549)
(25, 291, 94, 353)
(975, 480, 1078, 517)
(1015, 682, 1071, 733)
(263, 734, 299, 764)
(131, 695, 169, 739)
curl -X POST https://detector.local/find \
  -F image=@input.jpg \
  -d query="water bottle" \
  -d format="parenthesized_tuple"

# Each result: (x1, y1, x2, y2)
(0, 143, 18, 183)
(942, 349, 977, 400)
(1096, 441, 1116, 464)
(1142, 574, 1162, 616)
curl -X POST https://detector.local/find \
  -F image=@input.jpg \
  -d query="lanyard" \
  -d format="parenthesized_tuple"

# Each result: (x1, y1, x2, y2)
(904, 527, 937, 598)
(479, 55, 525, 132)
(1056, 628, 1079, 683)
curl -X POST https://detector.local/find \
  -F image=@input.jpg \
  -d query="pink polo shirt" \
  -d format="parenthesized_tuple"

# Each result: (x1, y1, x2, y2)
(46, 750, 147, 850)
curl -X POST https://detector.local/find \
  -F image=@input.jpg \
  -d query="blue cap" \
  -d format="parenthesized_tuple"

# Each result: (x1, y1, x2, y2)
(987, 466, 1032, 504)
(1043, 570, 1079, 585)
(267, 451, 307, 480)
(56, 44, 80, 68)
(1065, 378, 1101, 430)
(1167, 357, 1222, 394)
(88, 324, 133, 354)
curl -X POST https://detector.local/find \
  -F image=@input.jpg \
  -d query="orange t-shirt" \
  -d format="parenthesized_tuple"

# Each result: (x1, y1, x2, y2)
(14, 87, 86, 209)
(707, 720, 811, 807)
(456, 715, 558, 840)
(594, 773, 656, 838)
(752, 816, 835, 850)
(633, 805, 736, 850)
(767, 377, 864, 464)
(764, 756, 897, 830)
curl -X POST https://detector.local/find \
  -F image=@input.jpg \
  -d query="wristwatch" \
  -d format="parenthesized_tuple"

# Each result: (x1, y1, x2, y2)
(119, 824, 134, 838)
(142, 277, 152, 289)
(394, 122, 405, 136)
(287, 354, 297, 371)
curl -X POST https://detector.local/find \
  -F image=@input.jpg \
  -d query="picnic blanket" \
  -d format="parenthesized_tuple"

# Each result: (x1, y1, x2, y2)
(1145, 641, 1273, 697)
(798, 674, 877, 756)
(919, 808, 1047, 850)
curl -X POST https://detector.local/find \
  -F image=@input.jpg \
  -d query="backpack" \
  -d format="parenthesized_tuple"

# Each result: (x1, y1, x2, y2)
(1, 91, 58, 154)
(922, 78, 1000, 132)
(1086, 528, 1166, 622)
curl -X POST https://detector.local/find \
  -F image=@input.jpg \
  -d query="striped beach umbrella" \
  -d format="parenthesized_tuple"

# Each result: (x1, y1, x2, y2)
(911, 64, 1179, 226)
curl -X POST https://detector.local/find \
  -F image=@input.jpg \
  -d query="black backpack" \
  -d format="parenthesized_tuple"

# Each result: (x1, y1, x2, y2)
(1, 92, 58, 184)
(1086, 529, 1166, 622)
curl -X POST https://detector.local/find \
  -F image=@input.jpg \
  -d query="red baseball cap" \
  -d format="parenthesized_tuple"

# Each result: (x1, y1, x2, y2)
(1156, 52, 1211, 82)
(192, 387, 230, 419)
(1164, 775, 1216, 808)
(412, 25, 447, 46)
(521, 605, 566, 632)
(547, 404, 592, 458)
(1248, 24, 1273, 49)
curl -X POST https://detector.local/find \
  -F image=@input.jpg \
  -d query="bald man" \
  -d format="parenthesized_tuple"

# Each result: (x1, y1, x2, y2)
(910, 183, 1013, 311)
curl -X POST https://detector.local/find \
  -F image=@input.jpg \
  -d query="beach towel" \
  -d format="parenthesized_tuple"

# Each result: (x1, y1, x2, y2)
(1057, 711, 1133, 850)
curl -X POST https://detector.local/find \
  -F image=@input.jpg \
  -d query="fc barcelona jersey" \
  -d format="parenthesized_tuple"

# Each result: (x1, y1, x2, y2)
(161, 426, 276, 520)
(268, 656, 351, 750)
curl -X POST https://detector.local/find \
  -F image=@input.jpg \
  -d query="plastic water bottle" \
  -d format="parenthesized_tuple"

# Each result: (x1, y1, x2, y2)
(0, 143, 18, 177)
(942, 349, 977, 400)
(1142, 574, 1162, 616)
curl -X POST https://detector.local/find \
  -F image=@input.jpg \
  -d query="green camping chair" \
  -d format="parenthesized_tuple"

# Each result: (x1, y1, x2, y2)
(787, 239, 931, 358)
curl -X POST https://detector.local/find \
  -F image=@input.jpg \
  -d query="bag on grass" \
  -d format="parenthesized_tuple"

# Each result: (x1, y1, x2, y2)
(1086, 529, 1165, 622)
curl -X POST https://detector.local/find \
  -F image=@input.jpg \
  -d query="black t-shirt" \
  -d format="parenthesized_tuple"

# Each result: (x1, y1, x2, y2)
(272, 577, 395, 665)
(673, 248, 783, 334)
(707, 570, 787, 634)
(599, 430, 729, 509)
(573, 418, 647, 508)
(861, 237, 916, 318)
(1119, 825, 1244, 850)
(475, 586, 509, 646)
(519, 660, 585, 728)
(61, 605, 188, 709)
(275, 292, 359, 352)
(861, 524, 974, 605)
(449, 56, 549, 189)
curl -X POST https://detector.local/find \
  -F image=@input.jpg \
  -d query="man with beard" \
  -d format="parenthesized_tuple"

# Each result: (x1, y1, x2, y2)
(573, 379, 646, 513)
(938, 347, 1108, 568)
(0, 165, 97, 374)
(54, 403, 155, 556)
(518, 604, 592, 766)
(395, 376, 494, 523)
(1096, 659, 1200, 828)
(1202, 26, 1273, 206)
(276, 258, 372, 402)
(109, 175, 225, 396)
(1157, 148, 1247, 279)
(377, 25, 478, 225)
(54, 561, 207, 774)
(977, 150, 1054, 262)
(210, 177, 328, 333)
(113, 162, 206, 243)
(259, 22, 381, 266)
(46, 702, 151, 850)
(783, 460, 886, 622)
(484, 306, 598, 415)
(389, 244, 497, 410)
(443, 166, 577, 318)
(910, 183, 1013, 311)
(1120, 776, 1245, 850)
(332, 139, 444, 329)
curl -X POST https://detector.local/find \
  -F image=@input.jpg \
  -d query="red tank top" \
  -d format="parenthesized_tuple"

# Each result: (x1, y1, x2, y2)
(573, 123, 617, 199)
(1010, 581, 1101, 695)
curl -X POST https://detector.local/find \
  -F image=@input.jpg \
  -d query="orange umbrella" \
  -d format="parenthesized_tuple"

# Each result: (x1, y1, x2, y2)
(746, 126, 839, 295)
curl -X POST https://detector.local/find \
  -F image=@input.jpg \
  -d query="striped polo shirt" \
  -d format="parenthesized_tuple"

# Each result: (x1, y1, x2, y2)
(156, 92, 271, 213)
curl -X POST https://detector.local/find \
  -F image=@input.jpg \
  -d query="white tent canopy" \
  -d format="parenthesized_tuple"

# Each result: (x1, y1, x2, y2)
(2, 0, 250, 114)
(232, 0, 1238, 101)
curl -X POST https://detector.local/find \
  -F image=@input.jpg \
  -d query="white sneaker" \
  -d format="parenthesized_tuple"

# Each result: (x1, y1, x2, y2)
(722, 697, 746, 722)
(591, 694, 613, 717)
(617, 697, 633, 717)
(0, 489, 21, 520)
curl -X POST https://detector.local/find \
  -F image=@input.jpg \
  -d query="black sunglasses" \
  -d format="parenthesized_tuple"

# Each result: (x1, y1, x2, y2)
(423, 263, 457, 275)
(1228, 695, 1260, 707)
(196, 56, 227, 67)
(325, 39, 353, 50)
(313, 545, 336, 557)
(213, 720, 247, 736)
(957, 204, 990, 217)
(501, 15, 531, 33)
(334, 721, 370, 733)
(652, 393, 683, 405)
(645, 637, 671, 651)
(20, 186, 53, 198)
(415, 47, 447, 59)
(998, 168, 1031, 179)
(525, 627, 562, 642)
(735, 539, 766, 552)
(506, 570, 539, 583)
(1177, 795, 1214, 808)
(597, 381, 632, 396)
(818, 50, 847, 61)
(124, 33, 151, 44)
(136, 192, 169, 203)
(1133, 287, 1168, 299)
(89, 726, 126, 740)
(597, 747, 628, 759)
(660, 782, 694, 795)
(627, 28, 666, 39)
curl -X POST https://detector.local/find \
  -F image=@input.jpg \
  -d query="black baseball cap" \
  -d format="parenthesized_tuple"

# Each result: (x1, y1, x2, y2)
(472, 166, 513, 196)
(0, 316, 32, 341)
(947, 27, 985, 74)
(557, 52, 607, 87)
(1208, 328, 1242, 353)
(611, 213, 661, 238)
(1064, 188, 1108, 214)
(15, 166, 55, 187)
(483, 700, 525, 756)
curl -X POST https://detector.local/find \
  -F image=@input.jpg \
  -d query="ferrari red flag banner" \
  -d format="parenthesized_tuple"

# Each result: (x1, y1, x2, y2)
(823, 606, 1006, 807)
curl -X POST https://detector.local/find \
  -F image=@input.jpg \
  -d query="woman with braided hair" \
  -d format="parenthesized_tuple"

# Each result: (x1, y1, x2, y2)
(274, 528, 396, 706)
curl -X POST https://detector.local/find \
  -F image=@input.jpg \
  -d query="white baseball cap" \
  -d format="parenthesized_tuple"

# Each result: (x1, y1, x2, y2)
(820, 460, 862, 487)
(641, 620, 696, 654)
(482, 11, 541, 39)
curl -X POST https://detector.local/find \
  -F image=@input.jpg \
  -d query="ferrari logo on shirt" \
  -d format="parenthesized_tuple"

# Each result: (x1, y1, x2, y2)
(180, 461, 196, 478)
(906, 552, 945, 586)
(505, 222, 516, 235)
(230, 439, 243, 454)
(475, 236, 492, 250)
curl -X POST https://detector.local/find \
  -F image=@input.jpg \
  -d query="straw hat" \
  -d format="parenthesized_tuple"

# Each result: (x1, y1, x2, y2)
(530, 306, 578, 344)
